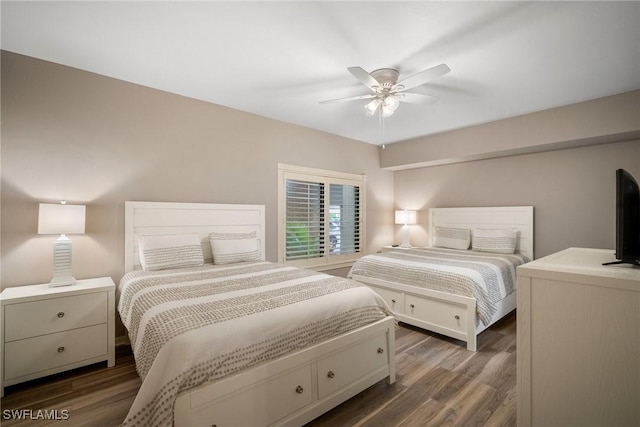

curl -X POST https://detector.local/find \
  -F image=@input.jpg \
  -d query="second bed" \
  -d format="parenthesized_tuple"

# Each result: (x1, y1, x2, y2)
(350, 206, 534, 351)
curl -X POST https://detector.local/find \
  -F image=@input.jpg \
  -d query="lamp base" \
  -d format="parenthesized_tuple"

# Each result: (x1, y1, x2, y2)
(49, 235, 77, 287)
(49, 276, 77, 288)
(400, 225, 411, 248)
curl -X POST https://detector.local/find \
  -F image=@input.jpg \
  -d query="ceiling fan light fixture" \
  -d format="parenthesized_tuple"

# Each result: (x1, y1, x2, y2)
(381, 105, 394, 117)
(383, 96, 400, 112)
(365, 98, 398, 116)
(365, 99, 380, 115)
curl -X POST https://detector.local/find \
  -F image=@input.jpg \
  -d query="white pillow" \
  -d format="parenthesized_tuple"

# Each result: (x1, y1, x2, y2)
(432, 226, 471, 250)
(138, 233, 204, 271)
(472, 228, 518, 254)
(209, 231, 261, 265)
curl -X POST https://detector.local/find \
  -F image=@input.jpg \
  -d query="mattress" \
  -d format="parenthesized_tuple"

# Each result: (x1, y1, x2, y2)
(348, 247, 528, 326)
(117, 261, 390, 427)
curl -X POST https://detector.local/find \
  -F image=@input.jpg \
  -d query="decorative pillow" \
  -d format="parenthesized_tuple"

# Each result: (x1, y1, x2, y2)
(472, 228, 518, 254)
(138, 233, 204, 271)
(209, 231, 261, 265)
(432, 226, 471, 250)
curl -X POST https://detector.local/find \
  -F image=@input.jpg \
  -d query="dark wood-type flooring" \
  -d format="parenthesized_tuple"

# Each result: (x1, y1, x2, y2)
(1, 312, 516, 427)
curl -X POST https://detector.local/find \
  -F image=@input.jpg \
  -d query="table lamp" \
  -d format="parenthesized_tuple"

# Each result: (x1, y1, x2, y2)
(38, 202, 86, 287)
(395, 209, 417, 248)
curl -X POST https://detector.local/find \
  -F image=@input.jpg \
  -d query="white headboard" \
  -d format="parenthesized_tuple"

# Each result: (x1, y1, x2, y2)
(429, 206, 534, 260)
(124, 201, 266, 272)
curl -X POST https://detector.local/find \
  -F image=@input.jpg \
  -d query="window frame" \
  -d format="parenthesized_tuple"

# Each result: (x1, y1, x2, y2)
(277, 163, 366, 270)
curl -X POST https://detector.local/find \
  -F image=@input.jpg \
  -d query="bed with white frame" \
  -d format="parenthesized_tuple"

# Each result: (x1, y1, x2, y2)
(122, 201, 396, 427)
(351, 206, 534, 351)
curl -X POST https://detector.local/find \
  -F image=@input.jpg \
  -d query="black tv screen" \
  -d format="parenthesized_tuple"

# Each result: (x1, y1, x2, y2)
(607, 169, 640, 266)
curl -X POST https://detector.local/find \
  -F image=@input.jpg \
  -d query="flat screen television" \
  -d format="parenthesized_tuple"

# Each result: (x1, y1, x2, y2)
(603, 169, 640, 267)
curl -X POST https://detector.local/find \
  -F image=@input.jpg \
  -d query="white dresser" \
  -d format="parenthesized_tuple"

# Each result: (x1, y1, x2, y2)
(1, 277, 116, 396)
(516, 248, 640, 427)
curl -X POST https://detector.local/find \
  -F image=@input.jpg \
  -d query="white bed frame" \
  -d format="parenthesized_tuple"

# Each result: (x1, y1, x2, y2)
(352, 206, 534, 352)
(124, 201, 396, 427)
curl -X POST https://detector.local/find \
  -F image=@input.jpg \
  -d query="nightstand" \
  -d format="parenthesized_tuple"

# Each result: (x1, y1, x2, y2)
(1, 277, 115, 396)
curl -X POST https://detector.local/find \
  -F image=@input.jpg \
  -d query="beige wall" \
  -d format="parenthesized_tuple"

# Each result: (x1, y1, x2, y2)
(2, 50, 639, 293)
(1, 51, 394, 289)
(387, 88, 640, 258)
(381, 90, 639, 170)
(393, 140, 640, 258)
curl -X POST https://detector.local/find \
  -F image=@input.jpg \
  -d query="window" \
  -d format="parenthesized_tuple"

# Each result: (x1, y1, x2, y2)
(278, 164, 366, 269)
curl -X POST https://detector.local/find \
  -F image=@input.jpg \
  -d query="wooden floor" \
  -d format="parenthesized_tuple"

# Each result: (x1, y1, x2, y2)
(1, 312, 517, 427)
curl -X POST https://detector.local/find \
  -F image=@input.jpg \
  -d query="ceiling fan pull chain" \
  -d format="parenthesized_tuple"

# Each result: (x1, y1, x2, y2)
(378, 107, 384, 145)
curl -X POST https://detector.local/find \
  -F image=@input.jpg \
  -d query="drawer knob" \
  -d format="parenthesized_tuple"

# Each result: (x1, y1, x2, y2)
(410, 304, 415, 309)
(454, 315, 460, 320)
(57, 346, 65, 353)
(377, 347, 384, 354)
(327, 371, 335, 379)
(57, 312, 65, 318)
(391, 299, 396, 304)
(295, 385, 304, 394)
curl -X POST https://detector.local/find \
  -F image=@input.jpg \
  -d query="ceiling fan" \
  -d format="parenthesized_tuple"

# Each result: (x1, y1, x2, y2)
(320, 64, 450, 117)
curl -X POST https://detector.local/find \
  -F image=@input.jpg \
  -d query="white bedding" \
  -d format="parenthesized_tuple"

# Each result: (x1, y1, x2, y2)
(117, 261, 391, 427)
(348, 248, 528, 325)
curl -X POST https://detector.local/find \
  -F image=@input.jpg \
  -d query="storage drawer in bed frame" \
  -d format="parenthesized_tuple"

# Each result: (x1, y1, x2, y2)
(354, 277, 478, 351)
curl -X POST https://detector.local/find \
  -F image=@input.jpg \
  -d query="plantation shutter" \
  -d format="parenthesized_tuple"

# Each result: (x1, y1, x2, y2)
(329, 184, 360, 255)
(279, 164, 366, 268)
(285, 179, 325, 261)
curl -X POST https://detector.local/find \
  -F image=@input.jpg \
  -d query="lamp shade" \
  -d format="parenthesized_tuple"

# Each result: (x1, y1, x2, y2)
(395, 210, 417, 225)
(38, 203, 86, 235)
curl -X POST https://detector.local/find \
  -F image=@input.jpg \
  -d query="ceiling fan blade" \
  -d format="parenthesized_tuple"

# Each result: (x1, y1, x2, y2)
(396, 64, 450, 92)
(347, 66, 381, 90)
(397, 92, 439, 104)
(319, 93, 376, 104)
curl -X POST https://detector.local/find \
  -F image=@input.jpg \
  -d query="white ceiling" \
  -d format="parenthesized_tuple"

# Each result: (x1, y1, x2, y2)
(2, 1, 639, 145)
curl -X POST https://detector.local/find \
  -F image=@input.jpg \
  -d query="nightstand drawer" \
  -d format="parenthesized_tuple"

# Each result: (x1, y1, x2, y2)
(4, 324, 108, 380)
(4, 292, 107, 341)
